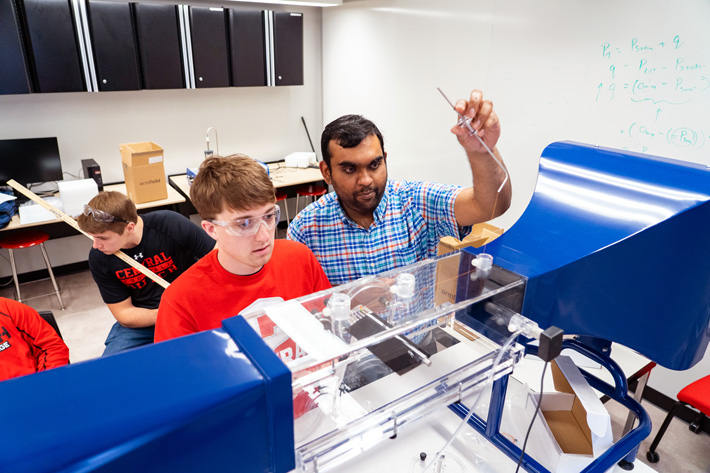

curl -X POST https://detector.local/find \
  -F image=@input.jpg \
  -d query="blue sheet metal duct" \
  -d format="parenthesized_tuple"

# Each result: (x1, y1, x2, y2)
(0, 316, 295, 473)
(472, 141, 710, 370)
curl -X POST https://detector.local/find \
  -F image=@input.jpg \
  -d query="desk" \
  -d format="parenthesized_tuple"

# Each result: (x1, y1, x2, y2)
(0, 182, 186, 234)
(169, 163, 326, 199)
(169, 164, 326, 220)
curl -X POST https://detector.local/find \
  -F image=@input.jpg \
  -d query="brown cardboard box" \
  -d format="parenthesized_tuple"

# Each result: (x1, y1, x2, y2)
(527, 355, 613, 472)
(120, 142, 168, 204)
(434, 223, 504, 305)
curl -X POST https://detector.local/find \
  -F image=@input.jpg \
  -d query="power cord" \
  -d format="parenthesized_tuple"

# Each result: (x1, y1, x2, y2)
(514, 361, 549, 473)
(64, 170, 82, 180)
(27, 181, 59, 196)
(421, 329, 523, 473)
(0, 253, 15, 288)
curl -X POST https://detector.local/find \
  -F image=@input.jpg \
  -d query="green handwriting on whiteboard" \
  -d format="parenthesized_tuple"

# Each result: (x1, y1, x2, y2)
(596, 35, 709, 154)
(623, 123, 707, 151)
(597, 35, 709, 105)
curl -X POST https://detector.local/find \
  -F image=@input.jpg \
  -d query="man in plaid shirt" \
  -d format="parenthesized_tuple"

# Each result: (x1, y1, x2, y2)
(287, 89, 511, 286)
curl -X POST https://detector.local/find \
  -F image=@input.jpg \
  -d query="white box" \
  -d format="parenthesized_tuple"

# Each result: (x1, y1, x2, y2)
(526, 355, 613, 472)
(58, 179, 99, 217)
(284, 151, 316, 168)
(18, 197, 62, 224)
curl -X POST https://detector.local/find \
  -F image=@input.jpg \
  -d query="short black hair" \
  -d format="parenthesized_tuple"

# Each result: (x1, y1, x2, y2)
(320, 114, 385, 167)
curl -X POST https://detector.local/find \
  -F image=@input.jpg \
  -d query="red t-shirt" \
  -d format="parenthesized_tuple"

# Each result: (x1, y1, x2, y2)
(155, 240, 331, 343)
(0, 298, 69, 382)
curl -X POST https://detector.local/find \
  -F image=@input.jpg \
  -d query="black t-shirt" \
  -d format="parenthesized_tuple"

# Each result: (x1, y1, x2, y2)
(88, 210, 215, 309)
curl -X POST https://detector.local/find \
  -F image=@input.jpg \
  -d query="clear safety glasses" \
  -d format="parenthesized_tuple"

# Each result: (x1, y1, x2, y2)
(208, 206, 280, 237)
(83, 204, 128, 223)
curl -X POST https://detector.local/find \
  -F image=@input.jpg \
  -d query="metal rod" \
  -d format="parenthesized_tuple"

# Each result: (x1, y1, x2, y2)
(301, 116, 316, 154)
(437, 87, 509, 193)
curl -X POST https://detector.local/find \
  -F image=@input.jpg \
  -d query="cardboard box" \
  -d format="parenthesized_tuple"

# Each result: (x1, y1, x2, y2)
(120, 142, 168, 204)
(437, 222, 504, 255)
(528, 355, 613, 472)
(434, 223, 504, 305)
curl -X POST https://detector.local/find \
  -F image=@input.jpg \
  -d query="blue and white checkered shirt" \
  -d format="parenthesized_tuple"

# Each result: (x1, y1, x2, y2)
(287, 179, 471, 286)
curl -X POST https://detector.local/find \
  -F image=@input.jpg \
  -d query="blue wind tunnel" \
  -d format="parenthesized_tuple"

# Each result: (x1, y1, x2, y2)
(0, 316, 295, 473)
(468, 141, 710, 370)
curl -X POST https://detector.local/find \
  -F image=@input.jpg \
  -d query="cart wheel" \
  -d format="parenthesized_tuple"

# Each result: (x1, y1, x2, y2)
(689, 422, 702, 433)
(646, 451, 660, 463)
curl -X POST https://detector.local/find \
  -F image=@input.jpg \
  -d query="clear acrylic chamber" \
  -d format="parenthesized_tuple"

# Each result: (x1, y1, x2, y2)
(241, 250, 530, 473)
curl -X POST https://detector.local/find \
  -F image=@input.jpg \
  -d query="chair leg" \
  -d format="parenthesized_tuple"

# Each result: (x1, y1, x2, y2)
(689, 412, 706, 433)
(647, 401, 684, 461)
(295, 194, 300, 216)
(284, 198, 290, 223)
(7, 248, 22, 303)
(39, 243, 65, 310)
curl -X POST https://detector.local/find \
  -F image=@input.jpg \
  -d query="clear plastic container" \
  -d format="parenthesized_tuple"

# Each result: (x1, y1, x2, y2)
(240, 249, 529, 473)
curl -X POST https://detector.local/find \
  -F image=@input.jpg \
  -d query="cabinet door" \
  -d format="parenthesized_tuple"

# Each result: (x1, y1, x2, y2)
(273, 12, 303, 86)
(0, 0, 32, 94)
(189, 6, 230, 88)
(23, 0, 86, 92)
(134, 3, 185, 90)
(229, 9, 266, 87)
(86, 1, 141, 91)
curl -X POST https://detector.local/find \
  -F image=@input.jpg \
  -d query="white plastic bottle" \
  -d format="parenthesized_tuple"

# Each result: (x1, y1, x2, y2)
(328, 293, 352, 343)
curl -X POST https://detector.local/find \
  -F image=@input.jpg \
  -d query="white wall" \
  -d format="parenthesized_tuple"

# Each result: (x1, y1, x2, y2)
(3, 0, 708, 400)
(323, 0, 710, 399)
(0, 3, 323, 275)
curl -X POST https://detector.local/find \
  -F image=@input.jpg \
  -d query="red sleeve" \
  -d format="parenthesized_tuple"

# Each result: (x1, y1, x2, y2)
(7, 299, 69, 371)
(155, 282, 199, 343)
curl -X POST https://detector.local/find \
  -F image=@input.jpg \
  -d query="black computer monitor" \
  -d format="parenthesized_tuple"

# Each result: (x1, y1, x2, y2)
(0, 137, 64, 186)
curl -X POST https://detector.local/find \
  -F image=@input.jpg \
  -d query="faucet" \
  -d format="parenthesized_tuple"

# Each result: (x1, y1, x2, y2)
(205, 127, 219, 158)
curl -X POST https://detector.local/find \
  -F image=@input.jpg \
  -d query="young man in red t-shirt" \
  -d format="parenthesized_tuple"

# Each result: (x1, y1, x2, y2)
(155, 155, 331, 346)
(0, 297, 69, 382)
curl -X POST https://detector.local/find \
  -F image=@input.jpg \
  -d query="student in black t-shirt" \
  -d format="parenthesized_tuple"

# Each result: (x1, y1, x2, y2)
(77, 191, 215, 356)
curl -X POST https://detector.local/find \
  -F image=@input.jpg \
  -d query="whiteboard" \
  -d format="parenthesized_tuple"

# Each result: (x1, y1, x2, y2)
(486, 0, 710, 161)
(323, 0, 710, 228)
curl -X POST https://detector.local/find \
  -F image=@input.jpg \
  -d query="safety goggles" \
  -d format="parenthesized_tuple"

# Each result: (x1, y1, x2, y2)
(83, 204, 128, 223)
(208, 206, 280, 237)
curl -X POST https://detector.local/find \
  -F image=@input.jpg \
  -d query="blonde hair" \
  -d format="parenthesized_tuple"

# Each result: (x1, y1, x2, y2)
(77, 191, 137, 234)
(190, 154, 275, 220)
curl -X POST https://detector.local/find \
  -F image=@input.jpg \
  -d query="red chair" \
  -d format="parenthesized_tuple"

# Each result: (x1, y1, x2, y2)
(294, 184, 327, 215)
(646, 374, 710, 463)
(0, 230, 65, 310)
(275, 189, 290, 224)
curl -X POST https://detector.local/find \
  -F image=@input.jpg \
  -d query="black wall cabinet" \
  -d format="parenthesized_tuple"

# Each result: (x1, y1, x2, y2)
(134, 3, 185, 90)
(229, 9, 266, 87)
(0, 0, 32, 94)
(0, 2, 304, 95)
(189, 6, 230, 88)
(23, 0, 86, 93)
(86, 1, 141, 91)
(273, 12, 303, 86)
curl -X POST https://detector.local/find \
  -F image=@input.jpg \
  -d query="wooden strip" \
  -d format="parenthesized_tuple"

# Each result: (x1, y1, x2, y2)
(7, 179, 170, 289)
